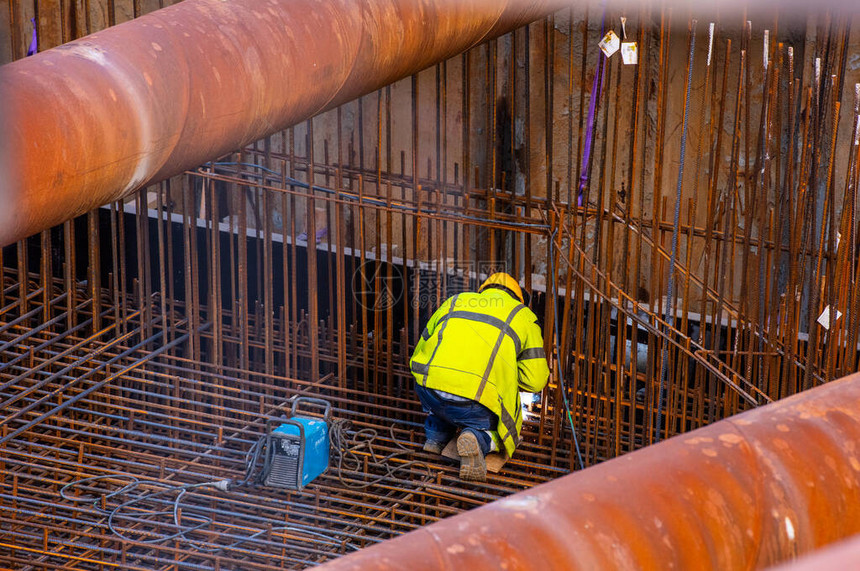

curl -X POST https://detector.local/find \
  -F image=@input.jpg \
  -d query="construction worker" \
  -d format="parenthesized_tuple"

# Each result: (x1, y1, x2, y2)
(410, 273, 550, 482)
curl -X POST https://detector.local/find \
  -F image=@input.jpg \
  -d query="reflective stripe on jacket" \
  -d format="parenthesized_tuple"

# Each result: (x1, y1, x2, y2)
(410, 289, 550, 458)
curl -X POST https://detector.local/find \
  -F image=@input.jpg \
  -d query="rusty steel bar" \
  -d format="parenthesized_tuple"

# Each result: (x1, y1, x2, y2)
(0, 300, 563, 568)
(0, 0, 564, 247)
(319, 372, 860, 570)
(3, 11, 860, 569)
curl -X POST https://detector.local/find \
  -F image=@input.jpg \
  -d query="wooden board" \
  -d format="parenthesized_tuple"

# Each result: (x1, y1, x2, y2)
(439, 438, 509, 474)
(11, 0, 35, 61)
(113, 0, 134, 26)
(88, 0, 109, 33)
(0, 0, 14, 64)
(37, 0, 64, 50)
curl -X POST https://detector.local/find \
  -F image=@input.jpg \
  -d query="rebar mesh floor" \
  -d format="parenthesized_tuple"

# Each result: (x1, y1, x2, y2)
(0, 297, 568, 569)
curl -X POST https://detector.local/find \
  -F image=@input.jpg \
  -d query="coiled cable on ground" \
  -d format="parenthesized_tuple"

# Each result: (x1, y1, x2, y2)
(60, 473, 362, 554)
(58, 417, 433, 552)
(328, 418, 435, 490)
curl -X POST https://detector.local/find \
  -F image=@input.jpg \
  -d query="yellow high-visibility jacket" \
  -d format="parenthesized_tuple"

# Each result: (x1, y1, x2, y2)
(410, 288, 550, 458)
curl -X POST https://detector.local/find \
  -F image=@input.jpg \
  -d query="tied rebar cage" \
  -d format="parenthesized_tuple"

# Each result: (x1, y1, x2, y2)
(2, 4, 860, 569)
(0, 182, 572, 569)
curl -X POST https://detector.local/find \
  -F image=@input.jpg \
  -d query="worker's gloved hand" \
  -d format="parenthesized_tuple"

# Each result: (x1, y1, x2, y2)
(520, 391, 540, 417)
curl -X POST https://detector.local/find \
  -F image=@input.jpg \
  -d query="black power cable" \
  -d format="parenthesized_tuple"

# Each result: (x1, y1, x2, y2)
(59, 417, 434, 553)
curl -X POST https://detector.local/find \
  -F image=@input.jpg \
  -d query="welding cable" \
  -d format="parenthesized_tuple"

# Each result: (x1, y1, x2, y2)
(234, 435, 266, 488)
(232, 431, 300, 494)
(60, 424, 411, 550)
(62, 477, 217, 547)
(60, 474, 361, 554)
(169, 487, 362, 555)
(204, 162, 551, 232)
(0, 512, 216, 571)
(60, 475, 216, 544)
(197, 432, 273, 491)
(548, 229, 586, 471)
(328, 419, 435, 490)
(329, 420, 434, 488)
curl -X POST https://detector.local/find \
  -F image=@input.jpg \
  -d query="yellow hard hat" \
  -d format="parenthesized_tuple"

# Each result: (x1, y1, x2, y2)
(479, 272, 524, 304)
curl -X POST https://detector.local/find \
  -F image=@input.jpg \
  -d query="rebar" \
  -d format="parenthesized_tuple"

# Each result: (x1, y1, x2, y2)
(2, 6, 860, 570)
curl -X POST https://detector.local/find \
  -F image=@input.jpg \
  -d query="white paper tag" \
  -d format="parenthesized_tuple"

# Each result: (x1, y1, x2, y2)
(598, 30, 620, 58)
(817, 305, 843, 330)
(621, 42, 638, 65)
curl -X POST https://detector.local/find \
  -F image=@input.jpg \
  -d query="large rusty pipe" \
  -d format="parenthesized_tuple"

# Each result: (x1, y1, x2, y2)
(320, 374, 860, 570)
(0, 0, 564, 247)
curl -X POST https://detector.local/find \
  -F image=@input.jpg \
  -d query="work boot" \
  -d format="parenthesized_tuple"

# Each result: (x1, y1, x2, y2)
(456, 431, 487, 482)
(422, 439, 445, 455)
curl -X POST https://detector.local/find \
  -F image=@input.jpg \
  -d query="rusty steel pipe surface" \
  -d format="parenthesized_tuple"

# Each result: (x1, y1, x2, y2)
(318, 374, 860, 570)
(0, 0, 564, 247)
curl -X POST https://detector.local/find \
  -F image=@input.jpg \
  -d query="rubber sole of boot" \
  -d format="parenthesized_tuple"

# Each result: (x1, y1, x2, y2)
(457, 431, 487, 482)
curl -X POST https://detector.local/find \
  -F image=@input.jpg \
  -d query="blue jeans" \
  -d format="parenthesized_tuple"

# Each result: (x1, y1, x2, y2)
(415, 384, 497, 456)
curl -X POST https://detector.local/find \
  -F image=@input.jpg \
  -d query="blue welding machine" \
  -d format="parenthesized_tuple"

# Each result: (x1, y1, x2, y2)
(262, 397, 331, 490)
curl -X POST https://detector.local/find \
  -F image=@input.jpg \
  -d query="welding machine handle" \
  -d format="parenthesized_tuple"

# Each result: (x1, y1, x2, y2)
(290, 397, 332, 422)
(266, 417, 307, 439)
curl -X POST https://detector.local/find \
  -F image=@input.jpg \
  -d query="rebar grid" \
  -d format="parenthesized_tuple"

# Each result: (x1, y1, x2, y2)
(0, 292, 565, 569)
(2, 8, 860, 570)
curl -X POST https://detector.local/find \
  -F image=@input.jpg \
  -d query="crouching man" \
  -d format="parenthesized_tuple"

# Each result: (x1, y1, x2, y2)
(409, 273, 550, 482)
